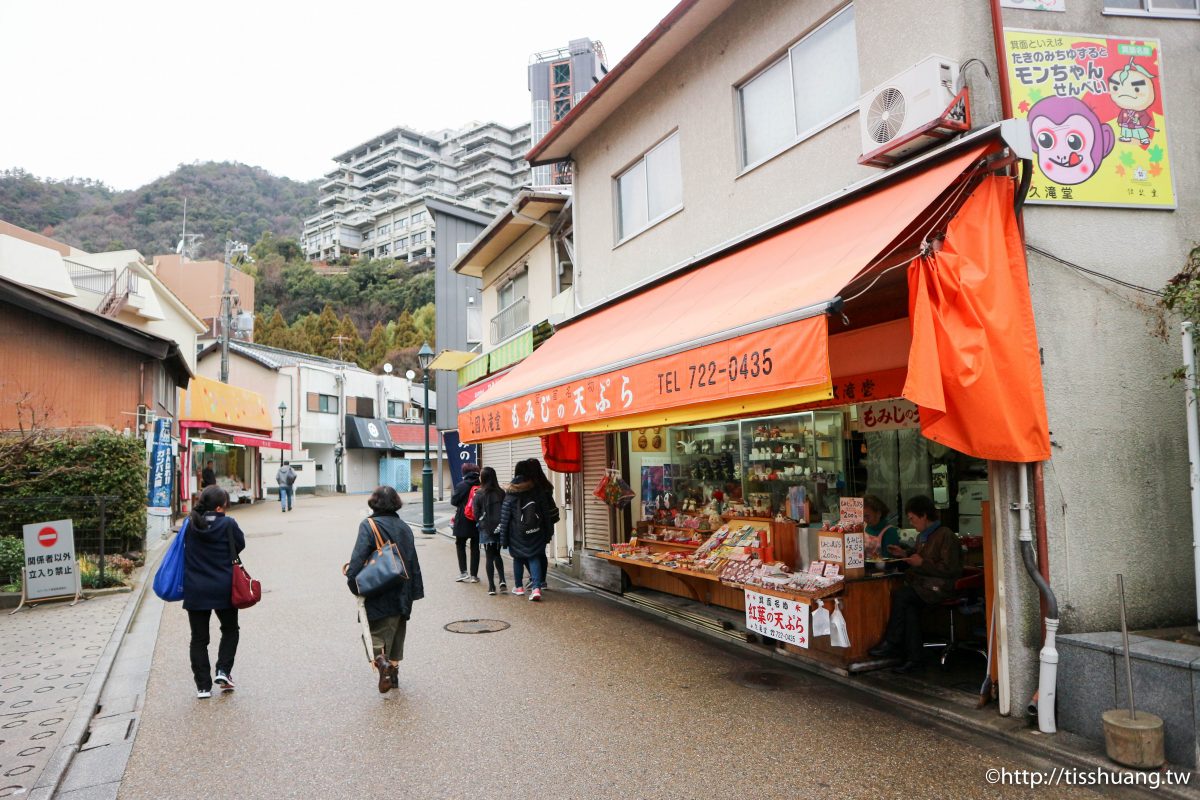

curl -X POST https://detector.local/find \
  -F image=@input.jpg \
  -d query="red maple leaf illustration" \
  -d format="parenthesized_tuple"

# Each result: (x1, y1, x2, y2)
(1148, 163, 1163, 178)
(1018, 100, 1031, 114)
(1114, 165, 1126, 178)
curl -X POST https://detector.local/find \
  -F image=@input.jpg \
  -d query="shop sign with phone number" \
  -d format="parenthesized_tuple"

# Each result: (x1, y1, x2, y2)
(460, 317, 829, 440)
(745, 589, 809, 648)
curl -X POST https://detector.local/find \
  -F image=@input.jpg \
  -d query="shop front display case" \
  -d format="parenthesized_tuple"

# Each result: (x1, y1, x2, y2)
(740, 410, 847, 521)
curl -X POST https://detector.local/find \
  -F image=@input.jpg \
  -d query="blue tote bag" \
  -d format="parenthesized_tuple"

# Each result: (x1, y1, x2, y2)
(152, 519, 187, 602)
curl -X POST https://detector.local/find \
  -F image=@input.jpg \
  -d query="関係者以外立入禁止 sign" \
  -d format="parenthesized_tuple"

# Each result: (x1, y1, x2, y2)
(22, 519, 79, 601)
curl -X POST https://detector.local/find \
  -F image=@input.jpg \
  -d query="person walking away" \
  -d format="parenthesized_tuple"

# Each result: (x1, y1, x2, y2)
(472, 466, 507, 595)
(496, 459, 559, 601)
(517, 458, 558, 592)
(450, 463, 482, 583)
(201, 460, 216, 488)
(345, 486, 424, 693)
(868, 495, 963, 673)
(276, 461, 297, 512)
(182, 485, 246, 698)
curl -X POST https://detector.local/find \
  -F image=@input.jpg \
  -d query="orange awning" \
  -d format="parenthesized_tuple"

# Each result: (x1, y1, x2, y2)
(459, 144, 991, 443)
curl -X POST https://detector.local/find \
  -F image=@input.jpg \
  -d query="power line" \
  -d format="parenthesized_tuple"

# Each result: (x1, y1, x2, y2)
(1026, 243, 1163, 297)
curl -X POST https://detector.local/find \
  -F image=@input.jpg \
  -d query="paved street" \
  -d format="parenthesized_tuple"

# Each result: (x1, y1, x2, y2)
(89, 494, 1113, 800)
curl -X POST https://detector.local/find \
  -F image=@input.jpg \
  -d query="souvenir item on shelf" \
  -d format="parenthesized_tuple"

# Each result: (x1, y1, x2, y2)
(829, 599, 850, 648)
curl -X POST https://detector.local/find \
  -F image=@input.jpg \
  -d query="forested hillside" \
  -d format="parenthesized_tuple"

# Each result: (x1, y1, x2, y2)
(0, 163, 318, 259)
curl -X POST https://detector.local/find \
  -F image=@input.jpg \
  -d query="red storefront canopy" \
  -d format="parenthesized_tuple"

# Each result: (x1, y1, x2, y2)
(181, 421, 291, 451)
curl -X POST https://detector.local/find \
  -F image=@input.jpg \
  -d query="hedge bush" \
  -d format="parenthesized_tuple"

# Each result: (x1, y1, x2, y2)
(0, 431, 147, 554)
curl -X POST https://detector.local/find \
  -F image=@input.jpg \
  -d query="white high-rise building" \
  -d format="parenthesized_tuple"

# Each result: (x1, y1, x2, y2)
(302, 121, 531, 263)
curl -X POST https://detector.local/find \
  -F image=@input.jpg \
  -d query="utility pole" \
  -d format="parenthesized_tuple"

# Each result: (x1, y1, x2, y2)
(219, 240, 248, 384)
(331, 334, 352, 362)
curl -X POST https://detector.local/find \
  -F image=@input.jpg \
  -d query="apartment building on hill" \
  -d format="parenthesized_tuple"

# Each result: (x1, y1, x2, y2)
(302, 121, 532, 264)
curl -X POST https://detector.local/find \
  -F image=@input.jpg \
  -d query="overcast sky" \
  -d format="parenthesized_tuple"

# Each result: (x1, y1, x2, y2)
(0, 0, 679, 190)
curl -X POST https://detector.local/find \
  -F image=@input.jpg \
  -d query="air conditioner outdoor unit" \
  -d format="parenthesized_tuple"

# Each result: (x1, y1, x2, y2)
(858, 55, 970, 169)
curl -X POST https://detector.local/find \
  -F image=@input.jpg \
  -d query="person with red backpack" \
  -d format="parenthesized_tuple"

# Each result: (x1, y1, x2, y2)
(450, 463, 481, 583)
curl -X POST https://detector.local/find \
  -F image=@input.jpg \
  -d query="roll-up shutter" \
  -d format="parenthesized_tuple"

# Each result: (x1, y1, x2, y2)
(481, 437, 545, 483)
(582, 432, 612, 551)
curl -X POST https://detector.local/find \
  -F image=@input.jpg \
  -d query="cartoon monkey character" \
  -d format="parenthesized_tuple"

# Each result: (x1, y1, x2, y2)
(1027, 96, 1115, 186)
(1108, 57, 1158, 146)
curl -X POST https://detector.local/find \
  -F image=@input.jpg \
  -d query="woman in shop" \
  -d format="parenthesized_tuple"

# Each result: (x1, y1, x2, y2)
(472, 466, 508, 595)
(182, 485, 245, 699)
(868, 495, 963, 674)
(345, 485, 425, 693)
(496, 458, 559, 601)
(862, 494, 901, 562)
(449, 463, 482, 583)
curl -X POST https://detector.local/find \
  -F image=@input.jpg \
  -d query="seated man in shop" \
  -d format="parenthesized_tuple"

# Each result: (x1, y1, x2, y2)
(868, 495, 963, 674)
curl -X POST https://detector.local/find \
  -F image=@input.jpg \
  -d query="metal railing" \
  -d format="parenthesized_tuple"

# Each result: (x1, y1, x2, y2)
(491, 296, 529, 343)
(0, 495, 132, 593)
(64, 260, 113, 294)
(97, 267, 139, 317)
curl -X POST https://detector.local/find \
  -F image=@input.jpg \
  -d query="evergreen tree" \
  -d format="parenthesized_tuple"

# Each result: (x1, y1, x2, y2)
(413, 303, 436, 348)
(255, 309, 286, 347)
(363, 322, 389, 370)
(336, 314, 365, 365)
(391, 310, 420, 348)
(315, 304, 340, 358)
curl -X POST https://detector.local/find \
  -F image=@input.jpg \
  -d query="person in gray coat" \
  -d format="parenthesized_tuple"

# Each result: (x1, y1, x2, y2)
(345, 486, 424, 693)
(276, 461, 297, 512)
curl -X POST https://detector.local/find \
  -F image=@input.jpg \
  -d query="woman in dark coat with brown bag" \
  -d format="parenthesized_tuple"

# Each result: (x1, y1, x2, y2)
(345, 486, 424, 693)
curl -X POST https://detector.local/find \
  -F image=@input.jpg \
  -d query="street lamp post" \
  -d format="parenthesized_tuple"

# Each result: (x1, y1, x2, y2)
(418, 342, 435, 536)
(277, 400, 287, 443)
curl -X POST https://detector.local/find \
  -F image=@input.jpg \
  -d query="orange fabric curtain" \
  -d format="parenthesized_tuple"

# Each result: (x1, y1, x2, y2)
(902, 176, 1050, 462)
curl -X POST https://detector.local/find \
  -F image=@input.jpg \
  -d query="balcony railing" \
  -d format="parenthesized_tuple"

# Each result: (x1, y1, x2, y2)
(490, 296, 529, 343)
(65, 260, 113, 294)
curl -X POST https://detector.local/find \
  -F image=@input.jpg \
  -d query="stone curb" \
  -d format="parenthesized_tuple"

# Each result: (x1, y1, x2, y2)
(551, 568, 1199, 800)
(27, 536, 167, 800)
(0, 584, 132, 610)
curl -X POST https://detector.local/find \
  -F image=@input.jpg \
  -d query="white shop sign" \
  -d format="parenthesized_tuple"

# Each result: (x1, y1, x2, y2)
(744, 589, 809, 648)
(844, 532, 865, 570)
(21, 519, 80, 602)
(818, 535, 843, 563)
(857, 399, 920, 432)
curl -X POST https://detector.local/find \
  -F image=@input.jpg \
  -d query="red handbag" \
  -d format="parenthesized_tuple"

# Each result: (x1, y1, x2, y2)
(228, 530, 261, 609)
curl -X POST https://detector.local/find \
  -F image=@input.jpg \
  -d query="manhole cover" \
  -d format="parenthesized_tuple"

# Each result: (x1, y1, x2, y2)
(444, 619, 510, 634)
(731, 669, 792, 690)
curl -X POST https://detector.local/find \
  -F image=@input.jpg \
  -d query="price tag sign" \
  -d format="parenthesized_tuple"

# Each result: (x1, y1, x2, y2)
(823, 562, 842, 578)
(844, 532, 865, 570)
(807, 560, 825, 575)
(818, 535, 843, 564)
(839, 497, 864, 527)
(744, 589, 809, 648)
(22, 519, 79, 601)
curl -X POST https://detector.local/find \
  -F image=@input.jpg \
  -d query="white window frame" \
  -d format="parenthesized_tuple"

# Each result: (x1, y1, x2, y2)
(1103, 0, 1198, 17)
(613, 131, 683, 245)
(735, 4, 861, 173)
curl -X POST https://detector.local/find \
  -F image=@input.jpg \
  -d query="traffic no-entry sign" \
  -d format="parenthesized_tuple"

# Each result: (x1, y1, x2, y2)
(21, 519, 79, 603)
(37, 526, 58, 548)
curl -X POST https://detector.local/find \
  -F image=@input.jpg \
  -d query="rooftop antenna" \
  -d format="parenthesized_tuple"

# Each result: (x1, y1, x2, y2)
(176, 197, 204, 262)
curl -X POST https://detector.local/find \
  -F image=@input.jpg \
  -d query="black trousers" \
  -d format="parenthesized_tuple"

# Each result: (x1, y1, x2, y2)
(483, 542, 506, 588)
(188, 608, 239, 690)
(884, 585, 929, 662)
(455, 533, 480, 576)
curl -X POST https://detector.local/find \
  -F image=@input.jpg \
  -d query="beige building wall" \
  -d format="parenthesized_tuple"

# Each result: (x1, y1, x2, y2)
(479, 230, 557, 350)
(153, 254, 256, 324)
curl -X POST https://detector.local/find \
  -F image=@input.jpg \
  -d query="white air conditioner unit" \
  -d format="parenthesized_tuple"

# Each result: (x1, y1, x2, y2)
(858, 55, 970, 169)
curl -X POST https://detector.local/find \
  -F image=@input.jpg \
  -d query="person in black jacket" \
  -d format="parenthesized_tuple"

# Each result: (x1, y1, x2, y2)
(449, 463, 481, 583)
(182, 485, 246, 699)
(472, 466, 507, 596)
(345, 486, 425, 693)
(495, 459, 559, 602)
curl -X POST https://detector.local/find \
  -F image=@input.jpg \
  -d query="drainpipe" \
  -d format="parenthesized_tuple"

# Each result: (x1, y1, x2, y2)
(1016, 464, 1059, 733)
(1182, 322, 1200, 633)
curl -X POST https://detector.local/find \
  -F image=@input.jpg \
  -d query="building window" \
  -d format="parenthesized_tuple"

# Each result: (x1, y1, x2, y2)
(378, 223, 390, 236)
(551, 60, 573, 121)
(396, 237, 408, 249)
(737, 4, 860, 169)
(411, 232, 426, 245)
(396, 217, 408, 230)
(307, 392, 339, 414)
(378, 243, 390, 256)
(387, 400, 403, 419)
(1104, 0, 1198, 15)
(615, 132, 682, 242)
(363, 230, 373, 241)
(466, 299, 482, 345)
(411, 211, 427, 224)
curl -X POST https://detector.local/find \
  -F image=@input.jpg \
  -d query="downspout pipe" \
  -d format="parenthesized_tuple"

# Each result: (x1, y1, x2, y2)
(1182, 321, 1200, 633)
(1017, 464, 1059, 733)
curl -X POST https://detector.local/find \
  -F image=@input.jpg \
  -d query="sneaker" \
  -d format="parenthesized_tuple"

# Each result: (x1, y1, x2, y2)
(214, 671, 235, 691)
(467, 576, 480, 583)
(512, 586, 525, 596)
(529, 588, 542, 602)
(455, 573, 469, 582)
(488, 586, 497, 596)
(498, 582, 507, 594)
(196, 688, 212, 699)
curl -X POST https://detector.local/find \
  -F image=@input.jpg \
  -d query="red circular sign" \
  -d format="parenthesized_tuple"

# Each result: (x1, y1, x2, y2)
(37, 527, 57, 548)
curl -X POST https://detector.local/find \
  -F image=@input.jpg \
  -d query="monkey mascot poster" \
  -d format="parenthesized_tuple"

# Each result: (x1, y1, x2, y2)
(1003, 29, 1175, 209)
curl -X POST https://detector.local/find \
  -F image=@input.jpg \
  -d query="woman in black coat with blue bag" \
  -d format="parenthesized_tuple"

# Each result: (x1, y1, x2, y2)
(346, 486, 424, 693)
(182, 485, 246, 699)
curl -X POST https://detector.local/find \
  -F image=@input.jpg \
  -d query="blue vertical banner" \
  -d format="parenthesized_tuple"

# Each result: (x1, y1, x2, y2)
(442, 430, 476, 487)
(148, 418, 174, 511)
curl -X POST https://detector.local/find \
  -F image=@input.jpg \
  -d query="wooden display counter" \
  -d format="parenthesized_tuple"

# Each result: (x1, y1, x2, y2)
(596, 547, 904, 671)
